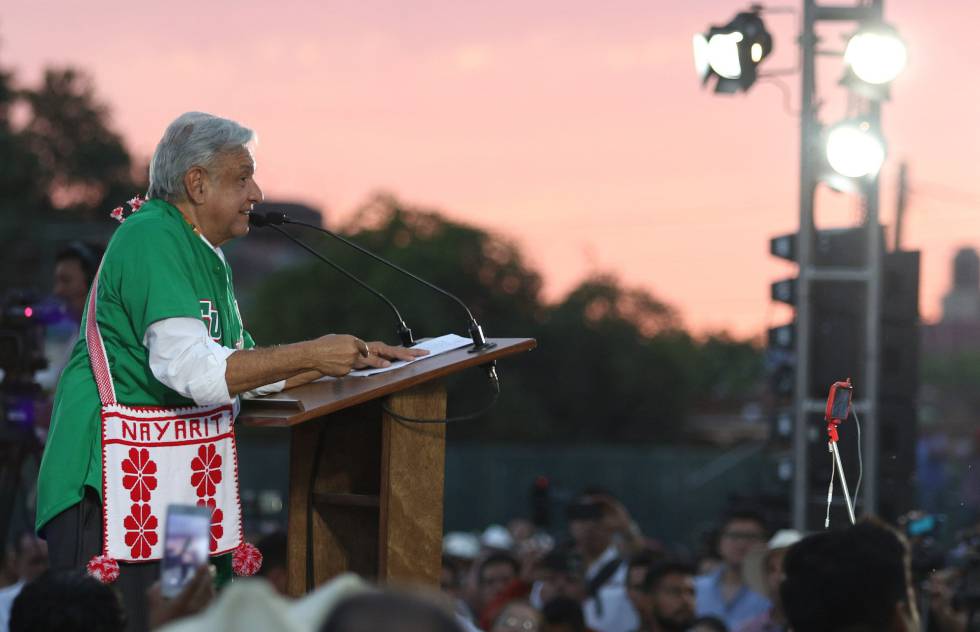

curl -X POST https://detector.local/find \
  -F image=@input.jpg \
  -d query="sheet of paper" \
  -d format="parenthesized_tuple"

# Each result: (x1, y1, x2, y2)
(348, 333, 472, 377)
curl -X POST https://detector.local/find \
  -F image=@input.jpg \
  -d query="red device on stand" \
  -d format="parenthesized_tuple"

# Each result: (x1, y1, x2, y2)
(825, 378, 853, 443)
(824, 378, 857, 527)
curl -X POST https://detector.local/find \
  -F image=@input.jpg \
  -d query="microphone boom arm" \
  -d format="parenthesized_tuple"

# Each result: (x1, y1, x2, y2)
(264, 223, 415, 346)
(274, 214, 495, 353)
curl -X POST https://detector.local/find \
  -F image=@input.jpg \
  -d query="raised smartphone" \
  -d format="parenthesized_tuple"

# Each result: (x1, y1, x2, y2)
(160, 504, 211, 598)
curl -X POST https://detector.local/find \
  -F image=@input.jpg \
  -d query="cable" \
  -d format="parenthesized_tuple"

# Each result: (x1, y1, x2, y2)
(852, 407, 864, 511)
(756, 76, 799, 117)
(911, 186, 980, 210)
(825, 450, 835, 528)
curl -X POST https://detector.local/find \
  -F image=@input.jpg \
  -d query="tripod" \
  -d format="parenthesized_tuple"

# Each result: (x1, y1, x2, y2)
(0, 377, 45, 547)
(825, 424, 856, 527)
(824, 378, 857, 528)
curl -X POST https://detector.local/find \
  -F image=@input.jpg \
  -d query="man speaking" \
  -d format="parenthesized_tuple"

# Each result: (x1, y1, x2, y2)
(35, 112, 425, 630)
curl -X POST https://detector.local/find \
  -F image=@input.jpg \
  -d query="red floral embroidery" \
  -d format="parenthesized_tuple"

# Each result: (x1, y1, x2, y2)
(108, 194, 145, 223)
(121, 447, 158, 502)
(197, 498, 224, 552)
(123, 503, 158, 559)
(190, 444, 222, 498)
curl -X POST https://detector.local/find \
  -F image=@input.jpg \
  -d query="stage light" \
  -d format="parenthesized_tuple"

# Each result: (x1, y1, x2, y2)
(693, 10, 773, 93)
(825, 120, 886, 179)
(693, 34, 710, 81)
(844, 25, 907, 86)
(708, 32, 744, 79)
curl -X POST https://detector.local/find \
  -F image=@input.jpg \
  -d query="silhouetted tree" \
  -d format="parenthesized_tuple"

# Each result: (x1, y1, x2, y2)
(0, 60, 139, 292)
(247, 193, 543, 345)
(20, 68, 135, 217)
(246, 194, 764, 443)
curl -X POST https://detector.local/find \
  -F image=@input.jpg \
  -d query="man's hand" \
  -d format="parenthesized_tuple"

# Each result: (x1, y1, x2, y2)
(226, 335, 432, 395)
(925, 568, 967, 632)
(592, 493, 646, 554)
(594, 494, 633, 534)
(304, 335, 427, 375)
(303, 334, 375, 376)
(148, 564, 215, 630)
(352, 341, 429, 370)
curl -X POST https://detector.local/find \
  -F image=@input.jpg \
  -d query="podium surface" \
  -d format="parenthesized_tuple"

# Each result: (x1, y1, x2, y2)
(239, 337, 535, 595)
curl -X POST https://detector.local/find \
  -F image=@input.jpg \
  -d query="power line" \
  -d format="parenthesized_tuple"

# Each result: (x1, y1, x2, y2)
(912, 182, 980, 210)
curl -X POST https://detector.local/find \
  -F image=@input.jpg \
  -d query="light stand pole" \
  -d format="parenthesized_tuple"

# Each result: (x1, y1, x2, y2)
(791, 0, 884, 530)
(791, 0, 817, 531)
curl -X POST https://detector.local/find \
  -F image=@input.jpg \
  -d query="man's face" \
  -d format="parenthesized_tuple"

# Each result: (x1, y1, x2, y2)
(569, 518, 598, 550)
(649, 573, 696, 632)
(569, 516, 612, 556)
(537, 569, 586, 605)
(441, 564, 459, 597)
(197, 146, 263, 246)
(53, 258, 88, 317)
(479, 560, 517, 606)
(765, 548, 788, 599)
(718, 519, 766, 568)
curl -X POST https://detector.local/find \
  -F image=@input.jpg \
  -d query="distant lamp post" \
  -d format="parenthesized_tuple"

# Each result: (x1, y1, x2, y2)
(693, 10, 773, 93)
(825, 119, 886, 180)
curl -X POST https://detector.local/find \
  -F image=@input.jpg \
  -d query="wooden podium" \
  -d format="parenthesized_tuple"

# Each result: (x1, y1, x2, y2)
(238, 338, 535, 597)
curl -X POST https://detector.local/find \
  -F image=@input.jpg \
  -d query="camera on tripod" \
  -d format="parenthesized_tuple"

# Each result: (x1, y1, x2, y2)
(0, 289, 61, 434)
(0, 291, 52, 374)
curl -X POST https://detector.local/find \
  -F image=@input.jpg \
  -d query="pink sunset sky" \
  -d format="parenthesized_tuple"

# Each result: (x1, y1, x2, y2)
(4, 1, 978, 337)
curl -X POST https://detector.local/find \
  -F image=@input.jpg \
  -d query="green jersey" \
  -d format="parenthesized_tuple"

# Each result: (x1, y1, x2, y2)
(36, 199, 251, 532)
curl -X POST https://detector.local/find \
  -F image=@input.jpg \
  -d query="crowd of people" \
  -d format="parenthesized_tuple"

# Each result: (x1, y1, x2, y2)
(438, 494, 851, 632)
(2, 489, 977, 632)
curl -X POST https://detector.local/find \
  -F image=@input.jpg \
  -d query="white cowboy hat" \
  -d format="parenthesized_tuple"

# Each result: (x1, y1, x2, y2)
(159, 573, 369, 632)
(742, 529, 803, 598)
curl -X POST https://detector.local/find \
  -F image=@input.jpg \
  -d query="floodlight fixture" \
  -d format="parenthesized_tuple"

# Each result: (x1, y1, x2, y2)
(693, 10, 773, 93)
(824, 119, 886, 180)
(844, 24, 907, 86)
(693, 34, 710, 80)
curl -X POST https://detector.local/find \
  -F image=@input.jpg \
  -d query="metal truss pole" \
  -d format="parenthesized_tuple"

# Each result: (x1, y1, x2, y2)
(792, 0, 818, 531)
(793, 0, 886, 528)
(862, 0, 884, 518)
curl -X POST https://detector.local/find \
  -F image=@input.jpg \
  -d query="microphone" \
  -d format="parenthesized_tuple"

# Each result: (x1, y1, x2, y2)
(248, 212, 416, 347)
(251, 211, 500, 387)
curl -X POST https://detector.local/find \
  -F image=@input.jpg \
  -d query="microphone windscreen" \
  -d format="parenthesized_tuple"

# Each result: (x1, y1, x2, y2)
(248, 212, 269, 227)
(267, 212, 288, 225)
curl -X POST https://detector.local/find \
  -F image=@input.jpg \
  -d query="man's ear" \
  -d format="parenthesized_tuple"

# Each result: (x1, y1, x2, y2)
(183, 166, 208, 204)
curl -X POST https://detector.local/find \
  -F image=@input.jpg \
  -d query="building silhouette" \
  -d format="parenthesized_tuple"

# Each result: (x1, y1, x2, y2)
(923, 247, 980, 353)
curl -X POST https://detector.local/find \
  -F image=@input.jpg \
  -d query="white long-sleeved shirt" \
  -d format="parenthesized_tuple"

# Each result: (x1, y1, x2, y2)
(141, 233, 285, 406)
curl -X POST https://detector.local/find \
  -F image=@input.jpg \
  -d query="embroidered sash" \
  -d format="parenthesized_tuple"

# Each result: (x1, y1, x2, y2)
(85, 272, 243, 562)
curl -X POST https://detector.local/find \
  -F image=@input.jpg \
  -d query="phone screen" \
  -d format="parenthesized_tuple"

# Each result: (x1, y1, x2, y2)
(907, 514, 936, 537)
(830, 387, 852, 421)
(160, 504, 211, 598)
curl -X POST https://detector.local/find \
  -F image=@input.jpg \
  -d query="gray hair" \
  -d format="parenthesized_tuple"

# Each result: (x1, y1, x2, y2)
(147, 112, 256, 203)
